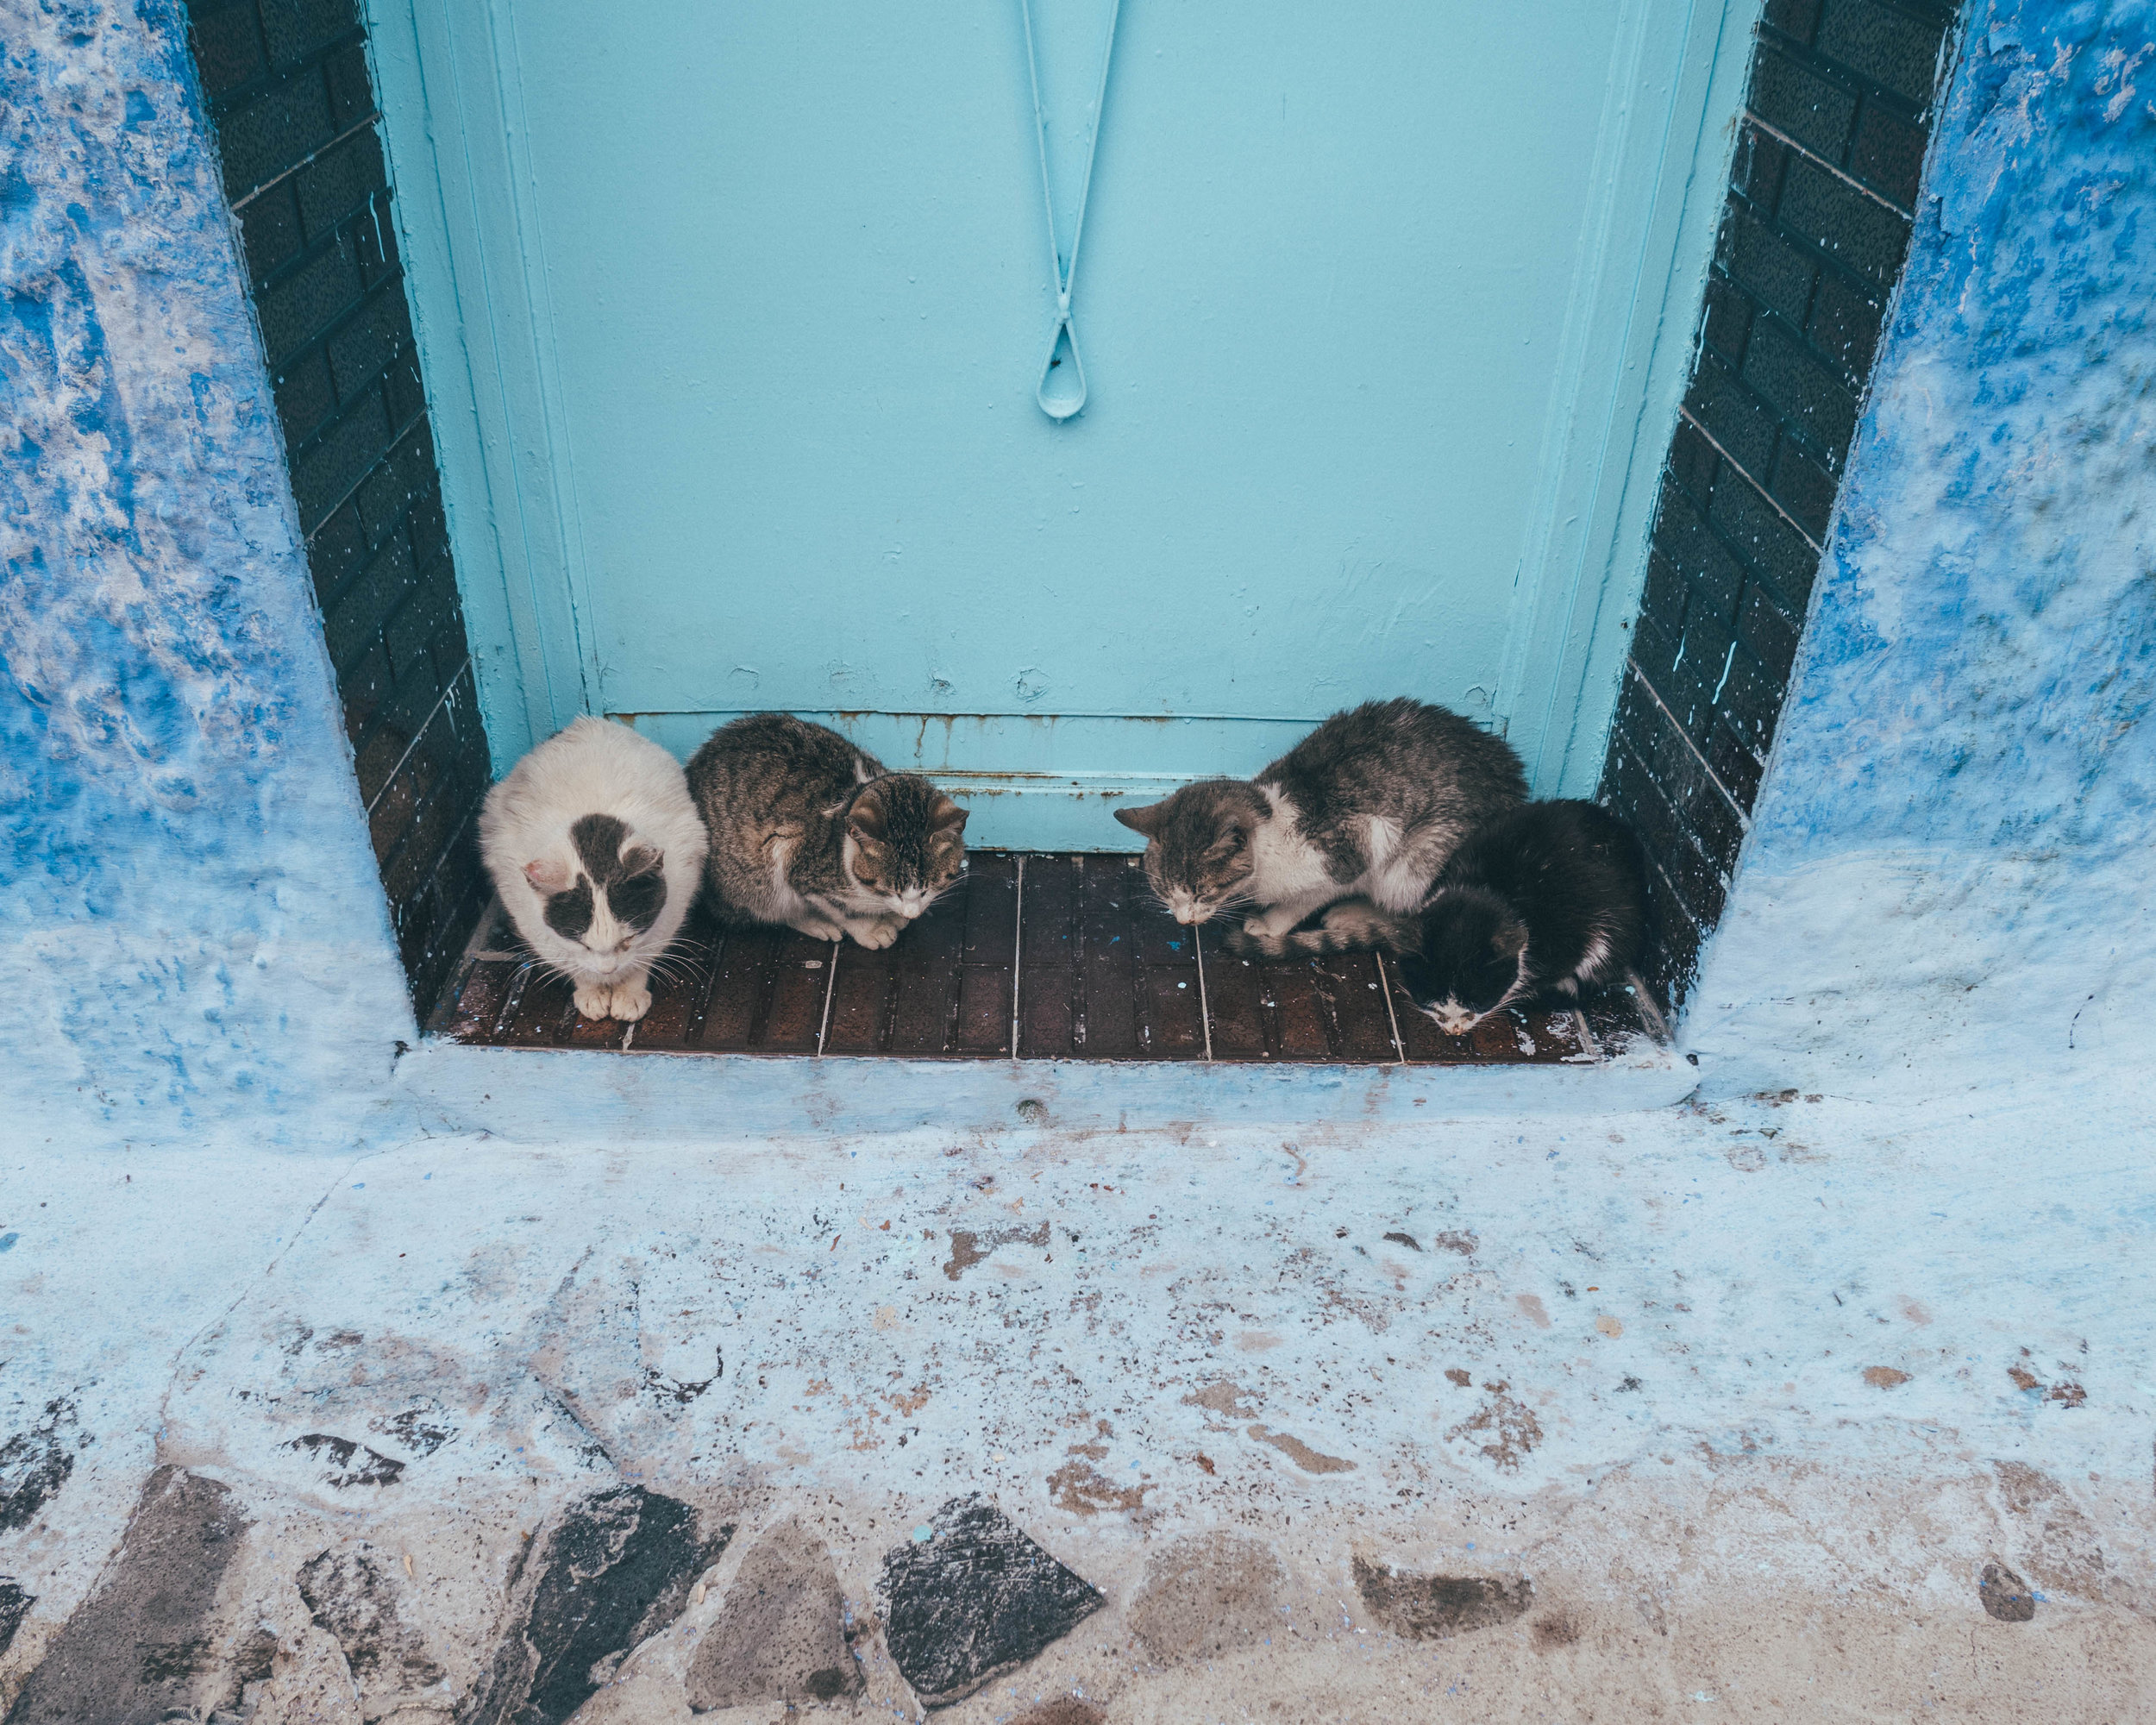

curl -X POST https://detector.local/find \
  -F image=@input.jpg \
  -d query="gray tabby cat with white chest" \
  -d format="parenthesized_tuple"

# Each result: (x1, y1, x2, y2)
(687, 712, 968, 947)
(1112, 698, 1527, 954)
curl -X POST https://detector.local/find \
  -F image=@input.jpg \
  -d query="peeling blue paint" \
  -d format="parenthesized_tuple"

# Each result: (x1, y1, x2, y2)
(1692, 0, 2156, 1097)
(0, 0, 413, 1145)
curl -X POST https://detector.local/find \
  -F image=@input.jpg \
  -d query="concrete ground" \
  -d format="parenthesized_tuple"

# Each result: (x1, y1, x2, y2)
(2, 1087, 2150, 1722)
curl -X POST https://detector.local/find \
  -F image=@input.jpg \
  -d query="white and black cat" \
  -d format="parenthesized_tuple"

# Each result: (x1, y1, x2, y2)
(1112, 698, 1526, 950)
(479, 716, 709, 1022)
(1395, 799, 1648, 1033)
(686, 712, 967, 948)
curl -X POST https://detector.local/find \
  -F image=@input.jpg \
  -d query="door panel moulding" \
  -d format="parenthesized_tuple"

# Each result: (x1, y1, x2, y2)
(1495, 0, 1767, 796)
(362, 0, 599, 769)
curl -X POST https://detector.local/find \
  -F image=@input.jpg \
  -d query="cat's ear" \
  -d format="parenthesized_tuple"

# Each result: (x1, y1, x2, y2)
(620, 844, 662, 878)
(929, 794, 968, 835)
(847, 799, 891, 871)
(1113, 802, 1164, 837)
(1492, 919, 1530, 960)
(848, 794, 887, 841)
(524, 857, 572, 894)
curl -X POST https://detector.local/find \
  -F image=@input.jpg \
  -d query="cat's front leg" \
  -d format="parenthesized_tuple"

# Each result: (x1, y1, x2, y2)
(787, 913, 848, 943)
(573, 982, 614, 1020)
(841, 913, 907, 950)
(607, 969, 654, 1021)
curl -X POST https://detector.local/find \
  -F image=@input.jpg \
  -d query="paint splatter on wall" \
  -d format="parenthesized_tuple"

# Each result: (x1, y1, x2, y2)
(0, 0, 411, 1142)
(1692, 0, 2156, 1096)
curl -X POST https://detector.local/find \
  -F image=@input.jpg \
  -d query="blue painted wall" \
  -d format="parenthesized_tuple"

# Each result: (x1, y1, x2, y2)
(1689, 0, 2156, 1097)
(0, 0, 414, 1145)
(368, 0, 1761, 844)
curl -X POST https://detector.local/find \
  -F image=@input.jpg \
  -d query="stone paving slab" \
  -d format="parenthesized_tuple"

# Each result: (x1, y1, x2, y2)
(684, 1520, 858, 1708)
(880, 1496, 1104, 1706)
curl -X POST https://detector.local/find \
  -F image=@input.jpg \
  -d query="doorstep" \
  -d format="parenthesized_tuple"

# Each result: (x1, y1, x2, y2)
(404, 854, 1693, 1136)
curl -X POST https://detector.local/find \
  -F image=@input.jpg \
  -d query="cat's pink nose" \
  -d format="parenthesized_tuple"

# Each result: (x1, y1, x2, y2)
(1175, 908, 1194, 925)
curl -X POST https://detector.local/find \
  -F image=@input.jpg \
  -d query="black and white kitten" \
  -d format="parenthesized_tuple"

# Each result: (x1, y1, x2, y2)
(687, 712, 967, 948)
(479, 716, 709, 1021)
(1395, 800, 1647, 1034)
(1113, 698, 1527, 950)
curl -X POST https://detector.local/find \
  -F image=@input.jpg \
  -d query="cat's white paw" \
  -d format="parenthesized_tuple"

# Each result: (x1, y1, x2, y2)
(845, 914, 906, 950)
(573, 983, 613, 1020)
(1241, 907, 1292, 939)
(608, 980, 653, 1021)
(791, 916, 847, 943)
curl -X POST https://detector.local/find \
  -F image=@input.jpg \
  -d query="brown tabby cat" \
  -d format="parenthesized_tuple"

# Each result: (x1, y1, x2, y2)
(686, 713, 967, 947)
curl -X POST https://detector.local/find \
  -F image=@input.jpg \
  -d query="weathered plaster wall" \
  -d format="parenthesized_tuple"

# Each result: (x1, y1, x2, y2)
(0, 0, 413, 1145)
(1688, 0, 2156, 1098)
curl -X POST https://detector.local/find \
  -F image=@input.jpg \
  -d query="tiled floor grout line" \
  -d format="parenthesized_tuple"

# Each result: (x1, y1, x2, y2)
(1193, 924, 1214, 1061)
(493, 963, 535, 1039)
(814, 940, 840, 1056)
(1675, 406, 1824, 557)
(360, 652, 474, 819)
(229, 109, 385, 211)
(688, 929, 724, 1051)
(1741, 109, 1914, 222)
(1375, 950, 1407, 1064)
(1009, 855, 1025, 1059)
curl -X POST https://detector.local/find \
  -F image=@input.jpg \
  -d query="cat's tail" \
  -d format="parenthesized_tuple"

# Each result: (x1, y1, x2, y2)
(1216, 898, 1415, 959)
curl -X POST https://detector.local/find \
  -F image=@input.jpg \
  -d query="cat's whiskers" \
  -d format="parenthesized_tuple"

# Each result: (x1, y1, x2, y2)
(525, 955, 576, 989)
(909, 876, 962, 918)
(642, 952, 695, 988)
(1191, 886, 1258, 924)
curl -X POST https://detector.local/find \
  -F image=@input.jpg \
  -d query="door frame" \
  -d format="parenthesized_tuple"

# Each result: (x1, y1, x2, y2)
(363, 0, 1763, 794)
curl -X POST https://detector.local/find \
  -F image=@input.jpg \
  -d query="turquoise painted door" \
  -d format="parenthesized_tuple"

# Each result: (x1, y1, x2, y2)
(371, 0, 1755, 846)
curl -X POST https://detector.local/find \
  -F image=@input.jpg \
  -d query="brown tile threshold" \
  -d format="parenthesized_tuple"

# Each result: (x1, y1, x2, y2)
(427, 852, 1661, 1066)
